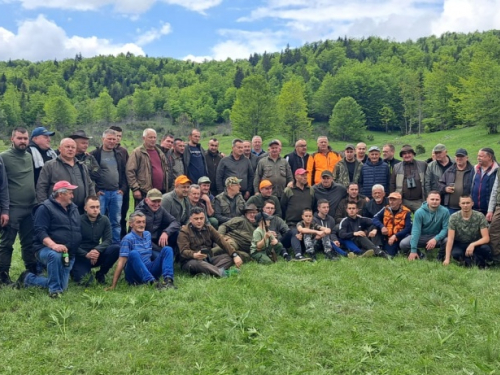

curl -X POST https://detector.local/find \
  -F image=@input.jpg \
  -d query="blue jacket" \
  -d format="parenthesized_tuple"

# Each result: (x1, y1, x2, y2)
(33, 196, 82, 257)
(409, 202, 449, 253)
(471, 162, 499, 213)
(360, 158, 390, 198)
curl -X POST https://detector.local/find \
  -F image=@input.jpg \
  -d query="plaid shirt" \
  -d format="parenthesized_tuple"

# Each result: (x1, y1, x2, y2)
(120, 230, 152, 263)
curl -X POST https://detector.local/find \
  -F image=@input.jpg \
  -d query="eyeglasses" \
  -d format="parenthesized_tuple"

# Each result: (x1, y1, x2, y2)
(297, 144, 307, 147)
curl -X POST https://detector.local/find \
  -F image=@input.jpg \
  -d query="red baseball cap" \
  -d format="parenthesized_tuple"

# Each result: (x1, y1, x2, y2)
(295, 168, 308, 175)
(53, 180, 78, 191)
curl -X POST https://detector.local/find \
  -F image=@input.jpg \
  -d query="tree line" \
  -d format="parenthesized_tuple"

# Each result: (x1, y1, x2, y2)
(1, 31, 500, 144)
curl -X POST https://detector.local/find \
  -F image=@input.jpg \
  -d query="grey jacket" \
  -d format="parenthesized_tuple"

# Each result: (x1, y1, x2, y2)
(214, 191, 245, 224)
(425, 156, 454, 197)
(161, 190, 189, 225)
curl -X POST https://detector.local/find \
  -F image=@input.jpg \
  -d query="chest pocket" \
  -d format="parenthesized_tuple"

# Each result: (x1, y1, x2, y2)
(263, 165, 274, 178)
(279, 165, 287, 177)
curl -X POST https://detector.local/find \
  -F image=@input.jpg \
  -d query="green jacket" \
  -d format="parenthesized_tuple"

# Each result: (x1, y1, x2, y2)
(333, 158, 363, 188)
(219, 216, 257, 253)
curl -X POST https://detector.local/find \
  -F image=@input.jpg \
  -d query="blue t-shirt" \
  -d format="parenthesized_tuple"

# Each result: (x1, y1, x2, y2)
(188, 145, 205, 182)
(120, 230, 152, 264)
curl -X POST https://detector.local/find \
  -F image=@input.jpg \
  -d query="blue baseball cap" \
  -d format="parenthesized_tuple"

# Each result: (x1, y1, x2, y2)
(31, 127, 55, 139)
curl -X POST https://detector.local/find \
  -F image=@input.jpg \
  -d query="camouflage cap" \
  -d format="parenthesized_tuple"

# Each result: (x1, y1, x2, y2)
(225, 177, 242, 186)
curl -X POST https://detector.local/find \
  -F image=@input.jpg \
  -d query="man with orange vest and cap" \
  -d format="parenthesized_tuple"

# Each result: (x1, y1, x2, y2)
(372, 191, 412, 256)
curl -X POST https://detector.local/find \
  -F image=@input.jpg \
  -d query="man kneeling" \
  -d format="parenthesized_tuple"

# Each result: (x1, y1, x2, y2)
(178, 207, 242, 277)
(107, 211, 176, 290)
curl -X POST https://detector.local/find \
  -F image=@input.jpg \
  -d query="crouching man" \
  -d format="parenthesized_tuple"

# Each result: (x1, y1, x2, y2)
(72, 196, 120, 285)
(107, 211, 176, 290)
(178, 207, 242, 277)
(18, 181, 81, 298)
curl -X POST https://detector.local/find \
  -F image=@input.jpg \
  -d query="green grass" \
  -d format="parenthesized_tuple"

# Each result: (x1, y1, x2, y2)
(2, 255, 500, 374)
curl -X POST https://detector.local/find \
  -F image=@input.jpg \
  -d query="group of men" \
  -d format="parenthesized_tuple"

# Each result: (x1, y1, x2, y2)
(0, 126, 498, 298)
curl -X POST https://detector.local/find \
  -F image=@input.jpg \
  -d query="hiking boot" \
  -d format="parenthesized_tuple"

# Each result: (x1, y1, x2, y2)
(293, 253, 310, 262)
(360, 250, 375, 258)
(156, 278, 177, 290)
(14, 270, 30, 289)
(324, 251, 340, 261)
(283, 253, 292, 262)
(95, 271, 106, 285)
(375, 249, 389, 259)
(306, 250, 316, 262)
(49, 292, 62, 299)
(0, 271, 13, 286)
(347, 252, 357, 259)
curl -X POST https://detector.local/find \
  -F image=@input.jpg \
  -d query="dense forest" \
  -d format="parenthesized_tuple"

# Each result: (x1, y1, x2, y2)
(1, 30, 500, 144)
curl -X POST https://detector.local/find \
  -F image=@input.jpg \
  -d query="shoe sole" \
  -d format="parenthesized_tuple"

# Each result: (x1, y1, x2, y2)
(293, 258, 312, 262)
(360, 250, 375, 258)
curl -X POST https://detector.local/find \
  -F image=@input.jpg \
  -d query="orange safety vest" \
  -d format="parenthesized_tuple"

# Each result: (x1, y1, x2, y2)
(382, 205, 411, 238)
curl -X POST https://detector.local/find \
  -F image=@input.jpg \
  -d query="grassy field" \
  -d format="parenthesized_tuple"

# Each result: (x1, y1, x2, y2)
(2, 256, 500, 374)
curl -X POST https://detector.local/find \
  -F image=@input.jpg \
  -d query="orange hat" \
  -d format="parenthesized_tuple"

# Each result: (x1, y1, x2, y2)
(259, 180, 272, 190)
(388, 192, 402, 199)
(175, 175, 191, 185)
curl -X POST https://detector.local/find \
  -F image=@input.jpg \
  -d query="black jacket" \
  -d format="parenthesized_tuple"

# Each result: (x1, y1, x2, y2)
(338, 216, 374, 240)
(77, 213, 112, 257)
(135, 199, 181, 241)
(285, 151, 309, 175)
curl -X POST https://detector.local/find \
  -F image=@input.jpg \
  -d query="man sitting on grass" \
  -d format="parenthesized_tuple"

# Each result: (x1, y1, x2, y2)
(250, 212, 283, 264)
(292, 208, 333, 261)
(177, 207, 242, 277)
(443, 195, 492, 268)
(338, 202, 388, 259)
(107, 211, 176, 290)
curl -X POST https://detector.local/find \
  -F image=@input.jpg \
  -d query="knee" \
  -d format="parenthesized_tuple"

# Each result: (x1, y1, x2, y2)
(161, 246, 174, 257)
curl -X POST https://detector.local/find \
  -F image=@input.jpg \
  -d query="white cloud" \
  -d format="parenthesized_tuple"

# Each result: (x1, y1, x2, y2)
(9, 0, 222, 14)
(0, 14, 145, 61)
(183, 54, 212, 63)
(135, 23, 172, 46)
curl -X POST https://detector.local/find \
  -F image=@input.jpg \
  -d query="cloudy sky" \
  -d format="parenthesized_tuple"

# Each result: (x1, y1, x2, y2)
(0, 0, 498, 62)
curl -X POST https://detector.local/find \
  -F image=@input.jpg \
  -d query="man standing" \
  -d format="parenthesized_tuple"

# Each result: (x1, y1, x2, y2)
(471, 147, 498, 216)
(383, 143, 400, 174)
(27, 126, 57, 185)
(69, 130, 100, 182)
(360, 146, 390, 198)
(333, 144, 363, 188)
(135, 189, 181, 253)
(313, 170, 347, 218)
(214, 177, 246, 225)
(251, 135, 265, 157)
(254, 139, 293, 200)
(91, 129, 127, 244)
(160, 134, 174, 155)
(178, 207, 241, 277)
(439, 148, 473, 214)
(0, 127, 36, 283)
(443, 195, 491, 268)
(390, 144, 427, 213)
(183, 129, 208, 184)
(425, 144, 453, 197)
(205, 138, 223, 197)
(286, 139, 309, 175)
(243, 140, 259, 171)
(107, 211, 176, 290)
(281, 169, 315, 227)
(306, 136, 342, 186)
(19, 181, 81, 298)
(372, 192, 412, 256)
(72, 196, 119, 285)
(400, 191, 449, 260)
(36, 138, 95, 213)
(247, 180, 282, 217)
(166, 138, 185, 191)
(356, 143, 368, 164)
(161, 175, 191, 225)
(216, 138, 254, 198)
(127, 128, 169, 204)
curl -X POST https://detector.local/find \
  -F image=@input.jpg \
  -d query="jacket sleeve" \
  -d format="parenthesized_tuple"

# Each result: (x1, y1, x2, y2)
(126, 150, 141, 192)
(33, 205, 51, 243)
(395, 213, 412, 241)
(210, 226, 236, 256)
(371, 208, 385, 229)
(306, 155, 314, 186)
(214, 197, 232, 224)
(390, 169, 397, 193)
(285, 162, 293, 185)
(36, 164, 51, 204)
(280, 188, 290, 220)
(488, 175, 498, 213)
(161, 210, 181, 237)
(0, 156, 9, 215)
(434, 210, 449, 241)
(253, 160, 262, 195)
(178, 227, 195, 259)
(96, 217, 112, 253)
(215, 159, 225, 194)
(424, 164, 433, 198)
(338, 218, 353, 240)
(247, 160, 255, 195)
(438, 170, 450, 194)
(409, 211, 423, 253)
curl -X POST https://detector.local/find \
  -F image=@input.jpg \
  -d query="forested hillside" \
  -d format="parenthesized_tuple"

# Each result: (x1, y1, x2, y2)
(1, 30, 500, 144)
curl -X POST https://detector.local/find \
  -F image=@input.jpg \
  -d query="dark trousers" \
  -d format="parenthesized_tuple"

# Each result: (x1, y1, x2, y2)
(0, 206, 37, 273)
(451, 241, 492, 266)
(120, 188, 131, 238)
(71, 244, 120, 282)
(181, 254, 234, 277)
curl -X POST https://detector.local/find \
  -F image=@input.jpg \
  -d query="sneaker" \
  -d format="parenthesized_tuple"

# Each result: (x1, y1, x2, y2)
(78, 273, 95, 287)
(324, 251, 340, 261)
(347, 252, 357, 259)
(95, 272, 106, 285)
(360, 250, 375, 258)
(14, 270, 30, 289)
(293, 253, 310, 262)
(49, 292, 62, 299)
(0, 271, 13, 286)
(223, 269, 240, 277)
(306, 250, 316, 262)
(283, 253, 292, 262)
(375, 249, 390, 259)
(156, 278, 177, 290)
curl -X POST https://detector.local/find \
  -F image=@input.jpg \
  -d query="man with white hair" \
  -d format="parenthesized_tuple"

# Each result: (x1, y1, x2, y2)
(251, 135, 265, 157)
(362, 184, 388, 218)
(17, 181, 82, 298)
(126, 128, 169, 205)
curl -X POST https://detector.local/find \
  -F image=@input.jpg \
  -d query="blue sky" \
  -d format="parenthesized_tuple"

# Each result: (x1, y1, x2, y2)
(0, 0, 498, 62)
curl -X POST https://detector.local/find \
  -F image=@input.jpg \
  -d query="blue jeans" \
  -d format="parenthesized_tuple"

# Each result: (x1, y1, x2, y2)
(24, 247, 75, 294)
(99, 190, 123, 244)
(124, 246, 174, 285)
(339, 239, 363, 254)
